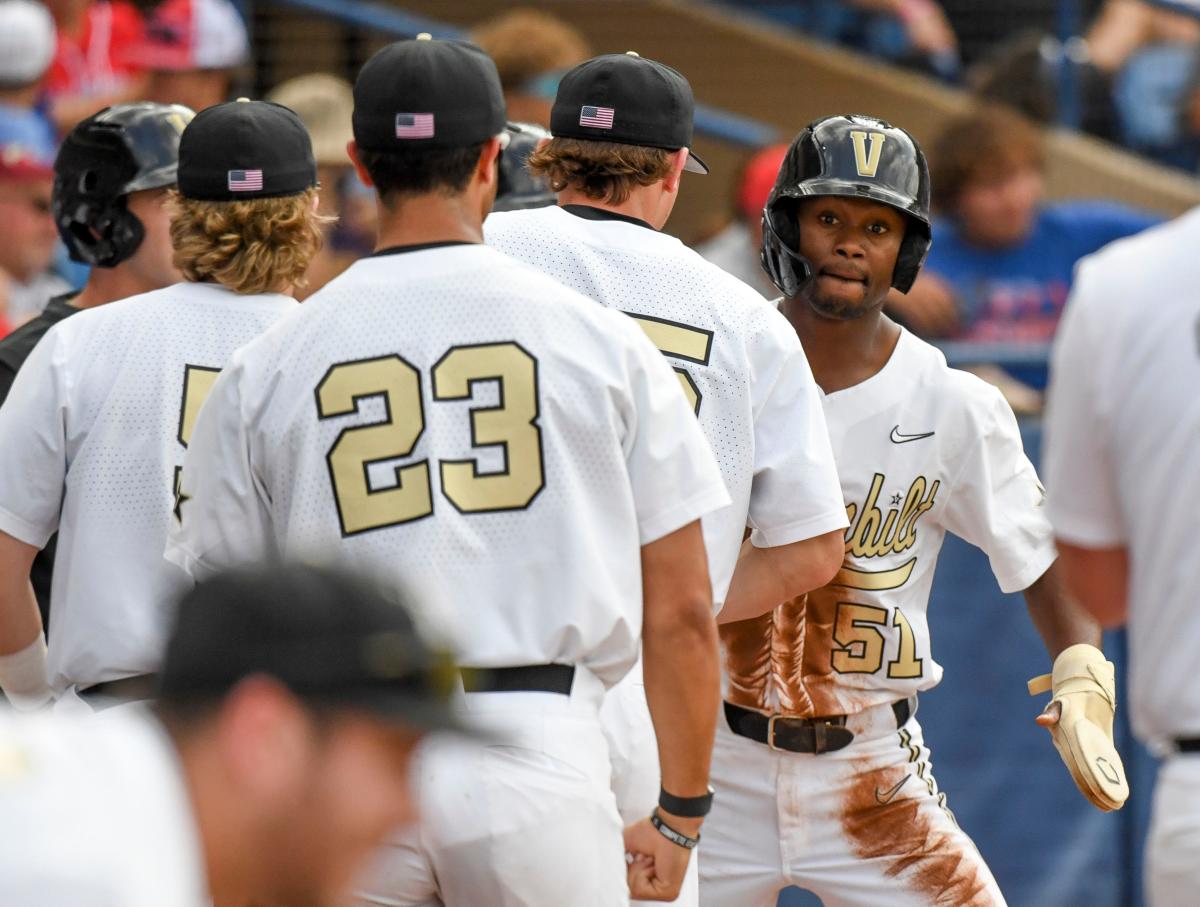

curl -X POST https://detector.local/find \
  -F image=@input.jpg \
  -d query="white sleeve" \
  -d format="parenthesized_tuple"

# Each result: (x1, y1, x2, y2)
(0, 329, 70, 547)
(615, 316, 732, 545)
(1044, 263, 1125, 547)
(746, 308, 848, 547)
(164, 353, 275, 579)
(940, 385, 1057, 593)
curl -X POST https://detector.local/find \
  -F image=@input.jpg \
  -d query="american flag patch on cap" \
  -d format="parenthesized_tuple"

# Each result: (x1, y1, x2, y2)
(227, 169, 263, 192)
(579, 106, 615, 129)
(396, 113, 435, 139)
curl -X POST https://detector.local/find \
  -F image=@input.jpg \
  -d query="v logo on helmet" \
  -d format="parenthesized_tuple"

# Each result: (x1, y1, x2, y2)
(850, 130, 886, 178)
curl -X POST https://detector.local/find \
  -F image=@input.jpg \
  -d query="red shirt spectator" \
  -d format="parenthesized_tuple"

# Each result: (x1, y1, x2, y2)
(43, 1, 146, 131)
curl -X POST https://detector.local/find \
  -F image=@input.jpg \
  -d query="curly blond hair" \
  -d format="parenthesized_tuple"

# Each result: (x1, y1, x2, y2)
(527, 137, 673, 205)
(167, 188, 334, 295)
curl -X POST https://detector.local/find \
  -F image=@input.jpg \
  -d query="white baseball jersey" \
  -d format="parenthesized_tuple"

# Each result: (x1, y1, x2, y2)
(166, 244, 729, 687)
(723, 327, 1057, 718)
(1045, 211, 1200, 751)
(0, 707, 206, 907)
(0, 282, 294, 692)
(485, 205, 848, 609)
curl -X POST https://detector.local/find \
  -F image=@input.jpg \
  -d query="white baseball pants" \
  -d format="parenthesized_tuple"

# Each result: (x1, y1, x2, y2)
(357, 665, 628, 907)
(600, 659, 700, 907)
(1147, 753, 1200, 907)
(699, 699, 1006, 907)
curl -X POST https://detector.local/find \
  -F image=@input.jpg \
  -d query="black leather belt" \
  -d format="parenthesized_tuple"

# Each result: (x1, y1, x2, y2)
(462, 663, 575, 695)
(79, 674, 158, 704)
(724, 697, 915, 755)
(1176, 739, 1200, 753)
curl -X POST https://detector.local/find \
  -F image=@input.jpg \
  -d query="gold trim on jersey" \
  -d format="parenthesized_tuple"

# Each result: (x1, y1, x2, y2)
(845, 473, 939, 559)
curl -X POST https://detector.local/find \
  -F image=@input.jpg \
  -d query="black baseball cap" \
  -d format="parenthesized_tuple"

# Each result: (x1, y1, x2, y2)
(353, 34, 506, 151)
(158, 563, 471, 735)
(177, 98, 317, 201)
(550, 52, 708, 174)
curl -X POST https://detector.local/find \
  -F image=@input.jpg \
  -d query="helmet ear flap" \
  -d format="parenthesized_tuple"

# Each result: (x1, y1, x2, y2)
(890, 220, 932, 294)
(62, 198, 145, 268)
(760, 198, 812, 299)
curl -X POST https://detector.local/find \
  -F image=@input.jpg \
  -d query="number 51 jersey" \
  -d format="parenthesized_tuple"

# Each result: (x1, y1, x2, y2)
(723, 328, 1057, 717)
(167, 244, 730, 687)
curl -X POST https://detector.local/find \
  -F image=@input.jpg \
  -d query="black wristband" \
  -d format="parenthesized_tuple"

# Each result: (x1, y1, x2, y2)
(650, 809, 700, 850)
(658, 785, 714, 818)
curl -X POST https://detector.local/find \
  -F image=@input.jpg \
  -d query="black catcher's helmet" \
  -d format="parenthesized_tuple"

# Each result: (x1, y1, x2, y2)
(53, 102, 194, 268)
(494, 122, 555, 213)
(761, 114, 932, 296)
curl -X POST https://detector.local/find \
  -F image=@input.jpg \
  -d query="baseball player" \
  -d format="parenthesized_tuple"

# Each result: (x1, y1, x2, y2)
(1044, 214, 1200, 905)
(0, 101, 191, 636)
(166, 37, 728, 906)
(0, 562, 467, 907)
(494, 121, 555, 211)
(0, 98, 322, 712)
(698, 115, 1121, 907)
(484, 51, 847, 907)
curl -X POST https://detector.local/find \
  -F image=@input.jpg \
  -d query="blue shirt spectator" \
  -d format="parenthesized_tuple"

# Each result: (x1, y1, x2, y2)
(926, 201, 1160, 342)
(889, 105, 1160, 345)
(0, 104, 55, 161)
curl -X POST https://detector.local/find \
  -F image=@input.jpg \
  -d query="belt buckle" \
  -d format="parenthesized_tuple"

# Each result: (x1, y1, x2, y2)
(766, 713, 783, 751)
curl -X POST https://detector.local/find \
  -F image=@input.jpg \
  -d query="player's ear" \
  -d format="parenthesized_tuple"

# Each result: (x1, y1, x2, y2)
(346, 141, 374, 189)
(663, 148, 688, 194)
(476, 136, 504, 188)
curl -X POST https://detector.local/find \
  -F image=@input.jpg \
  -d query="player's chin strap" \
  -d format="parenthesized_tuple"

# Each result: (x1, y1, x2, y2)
(1027, 643, 1129, 812)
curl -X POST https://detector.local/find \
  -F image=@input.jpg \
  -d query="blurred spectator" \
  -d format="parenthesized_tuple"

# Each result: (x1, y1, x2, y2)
(0, 1, 57, 163)
(126, 0, 249, 113)
(694, 144, 787, 298)
(972, 1, 1200, 165)
(267, 72, 372, 298)
(43, 0, 147, 133)
(889, 105, 1160, 348)
(726, 0, 961, 81)
(471, 9, 590, 127)
(0, 142, 68, 327)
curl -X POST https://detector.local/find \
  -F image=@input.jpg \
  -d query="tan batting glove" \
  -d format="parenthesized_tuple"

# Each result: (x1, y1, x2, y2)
(1028, 643, 1129, 812)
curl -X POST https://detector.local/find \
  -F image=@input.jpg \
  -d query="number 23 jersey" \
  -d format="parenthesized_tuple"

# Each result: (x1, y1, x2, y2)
(166, 245, 729, 687)
(722, 328, 1057, 717)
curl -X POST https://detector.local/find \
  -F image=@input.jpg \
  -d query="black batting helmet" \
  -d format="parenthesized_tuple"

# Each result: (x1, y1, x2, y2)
(761, 114, 931, 296)
(494, 121, 555, 213)
(53, 102, 194, 268)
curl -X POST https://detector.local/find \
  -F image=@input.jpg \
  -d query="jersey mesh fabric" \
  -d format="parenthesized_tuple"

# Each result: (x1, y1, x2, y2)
(722, 329, 1056, 717)
(485, 205, 847, 609)
(0, 282, 295, 690)
(167, 245, 729, 687)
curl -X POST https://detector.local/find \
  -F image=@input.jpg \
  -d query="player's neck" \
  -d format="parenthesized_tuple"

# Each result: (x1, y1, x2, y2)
(783, 299, 901, 394)
(72, 267, 172, 310)
(555, 187, 669, 231)
(373, 192, 483, 251)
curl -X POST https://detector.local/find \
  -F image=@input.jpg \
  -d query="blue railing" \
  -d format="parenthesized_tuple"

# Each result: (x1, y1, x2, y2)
(935, 342, 1053, 370)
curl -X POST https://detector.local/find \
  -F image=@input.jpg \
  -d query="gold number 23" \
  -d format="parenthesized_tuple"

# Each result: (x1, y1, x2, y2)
(315, 342, 545, 537)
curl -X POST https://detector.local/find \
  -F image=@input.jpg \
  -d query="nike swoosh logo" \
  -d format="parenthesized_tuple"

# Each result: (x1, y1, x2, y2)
(890, 426, 935, 444)
(874, 775, 911, 805)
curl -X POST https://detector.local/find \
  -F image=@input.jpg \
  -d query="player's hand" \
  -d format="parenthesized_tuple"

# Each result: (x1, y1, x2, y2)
(623, 815, 696, 901)
(883, 275, 959, 338)
(1036, 699, 1061, 729)
(1028, 644, 1129, 811)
